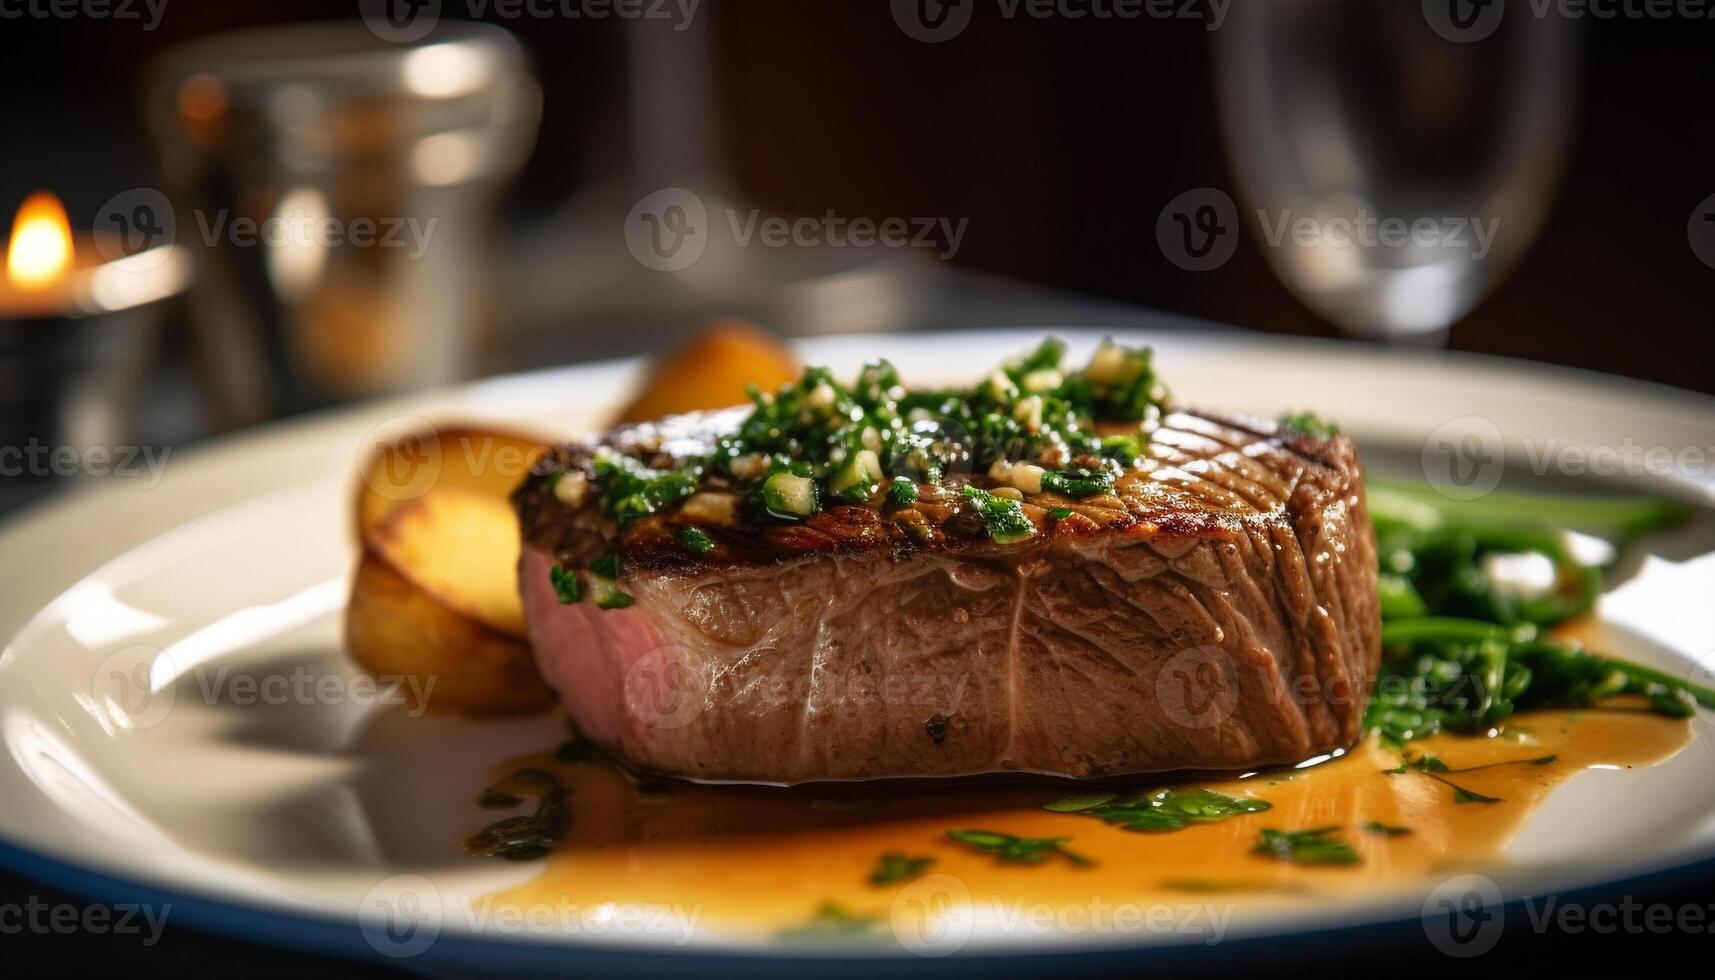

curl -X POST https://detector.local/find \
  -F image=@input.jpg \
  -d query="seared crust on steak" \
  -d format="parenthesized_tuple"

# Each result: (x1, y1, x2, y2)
(517, 409, 1363, 568)
(514, 409, 1380, 783)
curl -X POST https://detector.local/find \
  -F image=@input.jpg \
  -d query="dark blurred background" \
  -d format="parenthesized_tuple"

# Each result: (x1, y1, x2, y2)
(3, 1, 1712, 403)
(2, 1, 1714, 976)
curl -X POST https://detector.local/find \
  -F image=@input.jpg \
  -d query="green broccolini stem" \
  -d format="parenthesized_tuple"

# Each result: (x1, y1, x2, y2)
(1380, 617, 1537, 647)
(1598, 658, 1715, 710)
(1366, 477, 1691, 540)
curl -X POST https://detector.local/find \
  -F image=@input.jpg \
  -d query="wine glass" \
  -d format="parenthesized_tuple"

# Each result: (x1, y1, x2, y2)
(1213, 1, 1581, 341)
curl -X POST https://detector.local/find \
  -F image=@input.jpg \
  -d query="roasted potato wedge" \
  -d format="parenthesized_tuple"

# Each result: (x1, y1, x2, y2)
(367, 488, 528, 639)
(355, 425, 547, 544)
(617, 318, 800, 423)
(349, 424, 546, 713)
(345, 554, 551, 714)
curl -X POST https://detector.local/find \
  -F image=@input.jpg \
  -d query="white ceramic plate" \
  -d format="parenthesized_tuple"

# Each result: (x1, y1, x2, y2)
(3, 329, 1714, 974)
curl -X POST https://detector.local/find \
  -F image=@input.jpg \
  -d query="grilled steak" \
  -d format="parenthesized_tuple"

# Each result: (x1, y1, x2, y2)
(514, 388, 1380, 783)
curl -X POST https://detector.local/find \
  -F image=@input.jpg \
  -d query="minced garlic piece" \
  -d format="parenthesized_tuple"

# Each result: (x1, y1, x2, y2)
(553, 471, 589, 507)
(679, 491, 739, 526)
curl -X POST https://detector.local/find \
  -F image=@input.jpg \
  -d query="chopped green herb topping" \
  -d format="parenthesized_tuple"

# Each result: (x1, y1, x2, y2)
(1386, 752, 1556, 775)
(588, 552, 635, 609)
(962, 485, 1036, 544)
(1456, 753, 1557, 771)
(1382, 753, 1507, 804)
(1383, 753, 1449, 774)
(1252, 827, 1360, 866)
(593, 585, 634, 610)
(1100, 433, 1145, 464)
(1278, 411, 1340, 439)
(549, 563, 581, 604)
(1364, 821, 1412, 837)
(868, 852, 935, 885)
(678, 525, 715, 556)
(464, 768, 567, 861)
(1450, 783, 1501, 805)
(1048, 506, 1074, 521)
(829, 449, 883, 503)
(1083, 339, 1167, 424)
(1045, 788, 1272, 833)
(594, 451, 700, 527)
(1042, 792, 1117, 812)
(1159, 878, 1312, 895)
(760, 469, 819, 519)
(946, 828, 1092, 866)
(1038, 461, 1119, 498)
(570, 339, 1169, 578)
(591, 551, 623, 579)
(775, 902, 884, 943)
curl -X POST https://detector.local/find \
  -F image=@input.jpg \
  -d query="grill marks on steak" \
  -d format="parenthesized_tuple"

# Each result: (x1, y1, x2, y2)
(515, 409, 1379, 783)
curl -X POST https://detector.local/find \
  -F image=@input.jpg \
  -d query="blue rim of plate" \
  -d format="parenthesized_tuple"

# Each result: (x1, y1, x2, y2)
(5, 831, 1715, 975)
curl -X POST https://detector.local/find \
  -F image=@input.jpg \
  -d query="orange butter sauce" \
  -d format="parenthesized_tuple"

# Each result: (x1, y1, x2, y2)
(481, 707, 1690, 939)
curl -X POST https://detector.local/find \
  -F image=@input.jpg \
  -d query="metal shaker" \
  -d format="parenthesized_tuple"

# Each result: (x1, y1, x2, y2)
(146, 20, 540, 424)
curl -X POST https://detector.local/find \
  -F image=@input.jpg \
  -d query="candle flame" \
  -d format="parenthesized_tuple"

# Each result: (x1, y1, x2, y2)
(6, 191, 75, 289)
